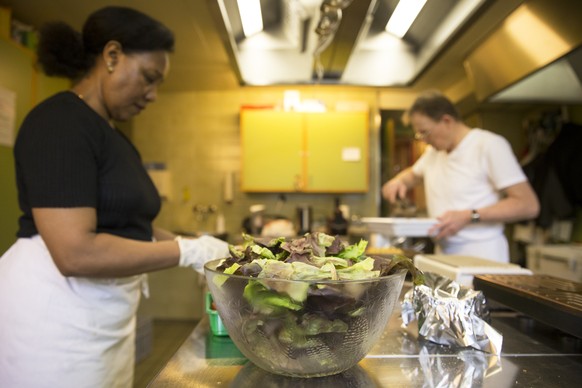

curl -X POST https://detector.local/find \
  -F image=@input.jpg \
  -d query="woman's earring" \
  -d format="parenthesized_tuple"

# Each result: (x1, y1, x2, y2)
(107, 63, 114, 73)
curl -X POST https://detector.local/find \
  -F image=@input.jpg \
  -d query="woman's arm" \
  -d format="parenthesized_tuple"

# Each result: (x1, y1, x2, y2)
(33, 207, 180, 277)
(153, 227, 177, 241)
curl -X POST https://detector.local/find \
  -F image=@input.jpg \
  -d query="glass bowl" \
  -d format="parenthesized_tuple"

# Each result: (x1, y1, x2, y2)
(204, 259, 406, 377)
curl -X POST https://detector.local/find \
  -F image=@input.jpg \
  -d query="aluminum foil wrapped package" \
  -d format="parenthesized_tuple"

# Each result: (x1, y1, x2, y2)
(401, 272, 503, 354)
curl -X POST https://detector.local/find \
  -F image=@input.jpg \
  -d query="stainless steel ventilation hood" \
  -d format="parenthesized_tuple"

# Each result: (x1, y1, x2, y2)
(213, 0, 487, 86)
(464, 0, 582, 103)
(491, 47, 582, 103)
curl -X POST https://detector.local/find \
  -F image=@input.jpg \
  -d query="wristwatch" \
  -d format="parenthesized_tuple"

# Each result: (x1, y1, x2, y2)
(470, 209, 480, 223)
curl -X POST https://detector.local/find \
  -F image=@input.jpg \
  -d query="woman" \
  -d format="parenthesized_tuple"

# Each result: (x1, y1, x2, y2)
(0, 6, 228, 387)
(382, 90, 539, 262)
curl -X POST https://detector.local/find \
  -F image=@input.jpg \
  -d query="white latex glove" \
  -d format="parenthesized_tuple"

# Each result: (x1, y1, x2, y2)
(175, 235, 230, 274)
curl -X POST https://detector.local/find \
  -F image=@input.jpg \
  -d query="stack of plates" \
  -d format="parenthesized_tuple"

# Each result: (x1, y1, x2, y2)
(361, 217, 437, 237)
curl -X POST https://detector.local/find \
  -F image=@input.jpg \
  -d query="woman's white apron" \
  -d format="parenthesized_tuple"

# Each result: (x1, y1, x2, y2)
(0, 235, 144, 388)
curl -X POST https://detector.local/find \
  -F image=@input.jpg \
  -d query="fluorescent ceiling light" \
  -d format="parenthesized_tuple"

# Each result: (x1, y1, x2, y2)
(386, 0, 427, 38)
(237, 0, 263, 37)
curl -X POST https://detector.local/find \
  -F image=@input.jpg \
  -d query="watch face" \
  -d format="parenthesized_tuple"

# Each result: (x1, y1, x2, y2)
(471, 210, 480, 223)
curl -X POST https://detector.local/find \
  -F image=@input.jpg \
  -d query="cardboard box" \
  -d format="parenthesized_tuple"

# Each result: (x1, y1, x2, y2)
(526, 244, 582, 282)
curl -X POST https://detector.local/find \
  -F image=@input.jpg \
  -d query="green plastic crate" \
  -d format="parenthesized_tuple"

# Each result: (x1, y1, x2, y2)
(205, 292, 229, 336)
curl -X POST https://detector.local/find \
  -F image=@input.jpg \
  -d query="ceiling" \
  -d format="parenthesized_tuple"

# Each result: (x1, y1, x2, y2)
(217, 0, 487, 86)
(2, 0, 581, 104)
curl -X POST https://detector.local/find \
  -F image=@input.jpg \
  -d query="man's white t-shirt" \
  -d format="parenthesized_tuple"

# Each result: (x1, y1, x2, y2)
(412, 129, 527, 262)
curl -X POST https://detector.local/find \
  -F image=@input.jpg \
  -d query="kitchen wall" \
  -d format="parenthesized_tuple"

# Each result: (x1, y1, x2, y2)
(0, 37, 69, 253)
(134, 88, 581, 243)
(131, 86, 418, 242)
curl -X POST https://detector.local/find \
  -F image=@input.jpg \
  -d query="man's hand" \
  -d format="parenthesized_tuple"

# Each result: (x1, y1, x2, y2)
(382, 178, 408, 203)
(431, 210, 472, 239)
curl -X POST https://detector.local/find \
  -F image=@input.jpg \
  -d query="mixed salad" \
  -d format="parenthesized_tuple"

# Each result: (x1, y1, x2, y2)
(215, 232, 423, 283)
(208, 232, 423, 373)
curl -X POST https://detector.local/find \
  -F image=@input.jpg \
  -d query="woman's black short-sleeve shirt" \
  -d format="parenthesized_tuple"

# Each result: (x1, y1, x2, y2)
(14, 91, 161, 241)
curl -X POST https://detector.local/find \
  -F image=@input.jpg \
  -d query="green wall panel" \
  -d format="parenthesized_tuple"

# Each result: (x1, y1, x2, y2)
(0, 40, 33, 254)
(0, 39, 68, 254)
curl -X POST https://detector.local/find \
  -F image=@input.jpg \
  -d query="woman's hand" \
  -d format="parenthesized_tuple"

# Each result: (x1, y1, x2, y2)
(175, 235, 229, 274)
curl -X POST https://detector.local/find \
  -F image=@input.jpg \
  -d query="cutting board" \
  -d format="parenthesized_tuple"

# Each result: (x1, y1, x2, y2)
(414, 254, 533, 287)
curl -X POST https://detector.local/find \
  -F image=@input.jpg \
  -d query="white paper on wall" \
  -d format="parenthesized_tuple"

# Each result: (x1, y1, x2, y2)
(341, 147, 361, 162)
(0, 86, 16, 147)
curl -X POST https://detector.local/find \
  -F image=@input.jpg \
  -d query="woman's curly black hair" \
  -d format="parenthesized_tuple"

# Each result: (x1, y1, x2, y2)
(37, 6, 175, 80)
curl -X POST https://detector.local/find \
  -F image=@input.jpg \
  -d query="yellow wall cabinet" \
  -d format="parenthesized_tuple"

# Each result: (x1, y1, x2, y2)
(241, 109, 369, 193)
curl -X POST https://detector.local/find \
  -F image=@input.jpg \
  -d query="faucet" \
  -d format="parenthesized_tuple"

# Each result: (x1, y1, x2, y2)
(192, 204, 217, 222)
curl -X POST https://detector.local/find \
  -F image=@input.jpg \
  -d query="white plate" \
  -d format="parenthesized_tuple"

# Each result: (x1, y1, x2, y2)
(361, 217, 438, 237)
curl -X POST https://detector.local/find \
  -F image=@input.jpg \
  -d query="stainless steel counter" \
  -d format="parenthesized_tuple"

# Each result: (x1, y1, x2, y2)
(149, 289, 582, 387)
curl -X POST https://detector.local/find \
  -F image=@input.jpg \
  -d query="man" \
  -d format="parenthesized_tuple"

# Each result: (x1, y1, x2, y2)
(382, 90, 539, 262)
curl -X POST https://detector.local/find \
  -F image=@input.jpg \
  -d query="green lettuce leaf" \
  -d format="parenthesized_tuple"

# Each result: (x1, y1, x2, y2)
(337, 239, 368, 261)
(251, 244, 277, 260)
(336, 257, 379, 280)
(310, 255, 350, 269)
(212, 262, 241, 287)
(243, 280, 303, 315)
